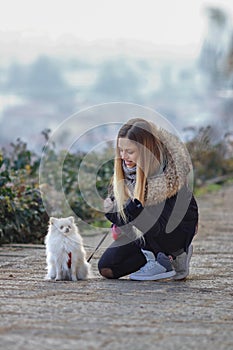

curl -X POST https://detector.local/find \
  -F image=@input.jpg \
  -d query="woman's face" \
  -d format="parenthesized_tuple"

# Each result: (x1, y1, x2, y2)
(118, 138, 139, 168)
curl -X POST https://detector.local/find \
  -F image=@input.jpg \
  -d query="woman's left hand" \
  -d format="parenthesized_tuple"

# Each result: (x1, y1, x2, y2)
(124, 198, 143, 219)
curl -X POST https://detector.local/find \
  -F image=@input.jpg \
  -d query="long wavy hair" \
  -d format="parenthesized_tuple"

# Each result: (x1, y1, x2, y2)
(113, 118, 165, 220)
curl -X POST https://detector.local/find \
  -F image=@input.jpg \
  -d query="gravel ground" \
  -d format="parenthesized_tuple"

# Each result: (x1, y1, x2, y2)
(0, 185, 233, 350)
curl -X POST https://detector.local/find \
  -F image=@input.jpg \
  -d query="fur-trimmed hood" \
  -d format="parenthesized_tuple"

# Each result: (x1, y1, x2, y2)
(126, 127, 192, 206)
(145, 127, 192, 206)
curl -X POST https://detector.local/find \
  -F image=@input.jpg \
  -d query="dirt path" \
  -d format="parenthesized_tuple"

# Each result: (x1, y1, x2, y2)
(0, 185, 233, 350)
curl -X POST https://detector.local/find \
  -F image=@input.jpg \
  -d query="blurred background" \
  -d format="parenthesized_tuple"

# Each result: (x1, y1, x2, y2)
(1, 0, 233, 243)
(1, 0, 233, 150)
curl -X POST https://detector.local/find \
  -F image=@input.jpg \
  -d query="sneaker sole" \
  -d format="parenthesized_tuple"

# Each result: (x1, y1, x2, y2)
(173, 244, 193, 280)
(130, 270, 176, 281)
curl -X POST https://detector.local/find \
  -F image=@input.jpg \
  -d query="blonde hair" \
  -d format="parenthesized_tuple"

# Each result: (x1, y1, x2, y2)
(113, 118, 165, 221)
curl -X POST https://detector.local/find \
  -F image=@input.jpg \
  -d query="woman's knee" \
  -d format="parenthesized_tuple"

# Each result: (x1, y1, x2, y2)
(98, 253, 115, 278)
(99, 267, 114, 279)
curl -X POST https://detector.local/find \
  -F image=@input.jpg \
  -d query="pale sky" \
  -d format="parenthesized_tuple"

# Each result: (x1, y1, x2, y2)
(0, 0, 233, 63)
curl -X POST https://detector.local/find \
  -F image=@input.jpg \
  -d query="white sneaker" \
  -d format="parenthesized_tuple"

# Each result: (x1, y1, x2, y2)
(130, 250, 175, 281)
(172, 244, 193, 280)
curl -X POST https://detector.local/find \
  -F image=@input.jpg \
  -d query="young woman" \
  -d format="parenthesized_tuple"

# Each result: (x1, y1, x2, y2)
(98, 118, 198, 281)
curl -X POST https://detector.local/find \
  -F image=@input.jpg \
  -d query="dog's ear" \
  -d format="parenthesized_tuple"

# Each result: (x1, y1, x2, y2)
(68, 216, 74, 224)
(49, 217, 56, 225)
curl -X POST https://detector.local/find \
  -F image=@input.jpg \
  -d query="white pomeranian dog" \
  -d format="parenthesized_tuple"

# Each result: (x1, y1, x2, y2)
(44, 216, 91, 281)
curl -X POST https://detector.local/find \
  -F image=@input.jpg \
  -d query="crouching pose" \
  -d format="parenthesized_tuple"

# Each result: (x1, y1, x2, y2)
(98, 118, 198, 281)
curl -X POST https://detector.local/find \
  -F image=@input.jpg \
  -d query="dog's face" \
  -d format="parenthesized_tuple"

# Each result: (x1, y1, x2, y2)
(49, 216, 75, 236)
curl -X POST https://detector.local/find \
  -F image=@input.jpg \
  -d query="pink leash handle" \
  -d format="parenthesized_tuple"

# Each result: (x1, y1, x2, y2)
(111, 224, 122, 240)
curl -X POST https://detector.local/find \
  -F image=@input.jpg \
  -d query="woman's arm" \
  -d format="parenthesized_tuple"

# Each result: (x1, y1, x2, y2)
(129, 200, 173, 237)
(128, 193, 198, 238)
(104, 197, 127, 226)
(104, 197, 143, 227)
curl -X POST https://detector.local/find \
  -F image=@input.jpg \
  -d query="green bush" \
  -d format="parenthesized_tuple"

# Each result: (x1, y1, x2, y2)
(185, 126, 233, 186)
(0, 139, 49, 244)
(0, 135, 114, 244)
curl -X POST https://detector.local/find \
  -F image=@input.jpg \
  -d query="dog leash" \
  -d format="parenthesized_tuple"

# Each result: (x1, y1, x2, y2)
(87, 231, 109, 263)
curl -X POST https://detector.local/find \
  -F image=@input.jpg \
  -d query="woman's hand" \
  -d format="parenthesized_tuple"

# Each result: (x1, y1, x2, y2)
(124, 198, 143, 219)
(104, 197, 114, 213)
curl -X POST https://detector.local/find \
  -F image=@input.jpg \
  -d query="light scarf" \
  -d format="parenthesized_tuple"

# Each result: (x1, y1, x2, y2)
(122, 161, 137, 197)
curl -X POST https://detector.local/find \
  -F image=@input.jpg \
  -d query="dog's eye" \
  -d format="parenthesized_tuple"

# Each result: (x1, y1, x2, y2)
(68, 225, 71, 229)
(60, 226, 64, 229)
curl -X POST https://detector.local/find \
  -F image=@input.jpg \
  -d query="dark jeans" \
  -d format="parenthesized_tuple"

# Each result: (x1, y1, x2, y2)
(98, 228, 196, 279)
(98, 237, 146, 279)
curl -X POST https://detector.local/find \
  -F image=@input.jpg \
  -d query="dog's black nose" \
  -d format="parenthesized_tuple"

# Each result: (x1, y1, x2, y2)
(65, 228, 69, 233)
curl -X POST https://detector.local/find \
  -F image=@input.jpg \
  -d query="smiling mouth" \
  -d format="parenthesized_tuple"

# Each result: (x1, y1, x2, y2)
(125, 161, 135, 167)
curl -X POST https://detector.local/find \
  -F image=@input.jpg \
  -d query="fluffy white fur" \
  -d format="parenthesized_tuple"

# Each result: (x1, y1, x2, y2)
(44, 216, 91, 281)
